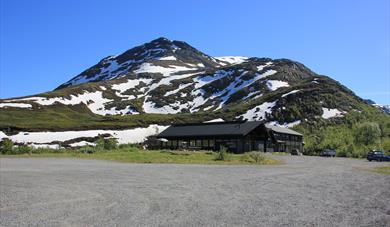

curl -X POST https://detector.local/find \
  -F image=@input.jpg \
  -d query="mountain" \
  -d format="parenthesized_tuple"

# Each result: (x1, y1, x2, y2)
(56, 37, 226, 90)
(0, 37, 389, 154)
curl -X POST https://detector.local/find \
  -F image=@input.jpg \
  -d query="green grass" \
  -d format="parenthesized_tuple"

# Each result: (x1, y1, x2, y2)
(0, 148, 281, 165)
(270, 152, 290, 156)
(371, 166, 390, 175)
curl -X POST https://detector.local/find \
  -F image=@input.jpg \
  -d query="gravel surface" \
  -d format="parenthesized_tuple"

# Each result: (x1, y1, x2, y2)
(0, 156, 389, 227)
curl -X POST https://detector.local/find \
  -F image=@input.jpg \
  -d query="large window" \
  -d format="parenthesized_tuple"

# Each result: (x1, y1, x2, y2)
(209, 139, 215, 148)
(190, 140, 196, 147)
(196, 140, 202, 147)
(202, 139, 209, 147)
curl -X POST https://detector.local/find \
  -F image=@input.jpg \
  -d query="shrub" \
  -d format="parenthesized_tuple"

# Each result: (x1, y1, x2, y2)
(104, 138, 118, 150)
(14, 145, 33, 154)
(96, 136, 118, 150)
(79, 146, 95, 154)
(248, 152, 266, 163)
(0, 138, 14, 154)
(214, 146, 229, 161)
(96, 136, 105, 150)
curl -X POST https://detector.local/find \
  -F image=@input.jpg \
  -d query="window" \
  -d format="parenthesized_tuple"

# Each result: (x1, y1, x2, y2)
(172, 140, 178, 147)
(209, 139, 215, 148)
(167, 141, 172, 147)
(179, 140, 187, 148)
(202, 139, 209, 147)
(190, 140, 196, 147)
(196, 140, 202, 147)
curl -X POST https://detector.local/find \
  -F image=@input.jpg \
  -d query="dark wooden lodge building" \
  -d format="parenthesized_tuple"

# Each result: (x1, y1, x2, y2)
(157, 121, 303, 153)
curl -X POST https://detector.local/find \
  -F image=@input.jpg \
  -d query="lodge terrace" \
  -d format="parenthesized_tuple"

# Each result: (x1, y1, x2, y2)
(157, 121, 303, 153)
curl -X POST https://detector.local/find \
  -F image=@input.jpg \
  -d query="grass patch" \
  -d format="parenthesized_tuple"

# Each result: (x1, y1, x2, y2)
(0, 147, 281, 165)
(270, 152, 290, 156)
(371, 166, 390, 175)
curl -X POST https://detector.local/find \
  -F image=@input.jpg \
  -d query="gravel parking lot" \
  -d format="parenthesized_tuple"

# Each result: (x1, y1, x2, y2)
(1, 156, 389, 226)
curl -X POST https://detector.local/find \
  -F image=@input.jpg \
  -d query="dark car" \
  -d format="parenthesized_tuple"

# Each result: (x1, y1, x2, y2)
(367, 150, 390, 162)
(291, 149, 302, 156)
(320, 149, 336, 157)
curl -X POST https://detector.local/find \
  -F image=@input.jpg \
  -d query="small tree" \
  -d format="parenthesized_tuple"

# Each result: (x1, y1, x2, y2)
(354, 122, 381, 146)
(214, 146, 228, 161)
(0, 138, 14, 154)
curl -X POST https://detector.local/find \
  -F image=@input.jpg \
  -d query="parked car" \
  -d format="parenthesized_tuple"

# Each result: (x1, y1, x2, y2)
(320, 149, 336, 157)
(367, 150, 390, 162)
(291, 149, 302, 156)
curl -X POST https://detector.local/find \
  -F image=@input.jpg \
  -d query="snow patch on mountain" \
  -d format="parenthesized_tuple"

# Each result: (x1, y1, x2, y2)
(204, 118, 225, 123)
(266, 80, 289, 91)
(164, 83, 193, 97)
(13, 91, 137, 116)
(215, 56, 248, 65)
(158, 56, 177, 61)
(239, 101, 277, 121)
(268, 120, 301, 128)
(148, 71, 203, 92)
(134, 63, 198, 77)
(112, 78, 153, 98)
(194, 70, 234, 89)
(257, 62, 273, 71)
(30, 144, 61, 149)
(0, 125, 168, 145)
(322, 108, 344, 119)
(0, 103, 32, 108)
(69, 141, 96, 147)
(243, 91, 262, 100)
(282, 89, 300, 98)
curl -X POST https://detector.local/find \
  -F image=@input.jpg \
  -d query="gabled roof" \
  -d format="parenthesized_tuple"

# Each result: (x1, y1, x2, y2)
(157, 121, 263, 138)
(265, 124, 303, 136)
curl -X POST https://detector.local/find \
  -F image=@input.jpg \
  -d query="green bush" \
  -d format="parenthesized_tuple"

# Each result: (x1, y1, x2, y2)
(96, 136, 105, 150)
(214, 146, 229, 161)
(95, 136, 118, 150)
(248, 152, 266, 163)
(0, 138, 14, 154)
(78, 146, 95, 154)
(104, 138, 118, 150)
(14, 145, 33, 154)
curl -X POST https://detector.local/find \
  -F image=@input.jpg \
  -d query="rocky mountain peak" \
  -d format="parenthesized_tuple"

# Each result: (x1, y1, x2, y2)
(56, 37, 226, 90)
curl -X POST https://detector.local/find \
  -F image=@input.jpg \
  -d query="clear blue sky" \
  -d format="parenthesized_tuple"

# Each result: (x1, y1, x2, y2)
(1, 0, 389, 104)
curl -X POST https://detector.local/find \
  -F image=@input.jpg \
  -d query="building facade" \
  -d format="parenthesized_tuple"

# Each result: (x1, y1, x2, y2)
(157, 121, 303, 153)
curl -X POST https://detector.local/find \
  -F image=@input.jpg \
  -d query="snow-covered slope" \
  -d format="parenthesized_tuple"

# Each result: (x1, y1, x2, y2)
(1, 37, 373, 130)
